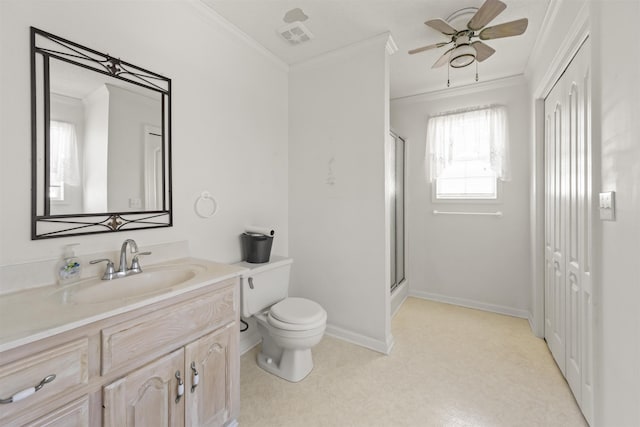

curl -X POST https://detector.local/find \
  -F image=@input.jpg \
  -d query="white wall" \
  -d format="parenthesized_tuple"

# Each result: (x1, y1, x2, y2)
(526, 1, 640, 424)
(288, 34, 394, 353)
(391, 76, 531, 318)
(0, 1, 288, 281)
(591, 1, 640, 425)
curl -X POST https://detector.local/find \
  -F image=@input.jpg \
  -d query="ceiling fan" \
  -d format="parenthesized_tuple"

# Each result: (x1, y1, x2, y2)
(409, 0, 528, 70)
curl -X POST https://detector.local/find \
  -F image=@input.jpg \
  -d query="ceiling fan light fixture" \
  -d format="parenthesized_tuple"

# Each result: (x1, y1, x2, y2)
(410, 0, 529, 86)
(445, 7, 478, 28)
(449, 44, 476, 68)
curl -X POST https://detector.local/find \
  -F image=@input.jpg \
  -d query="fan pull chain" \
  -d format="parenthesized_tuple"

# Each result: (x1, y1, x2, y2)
(475, 61, 479, 82)
(447, 61, 451, 88)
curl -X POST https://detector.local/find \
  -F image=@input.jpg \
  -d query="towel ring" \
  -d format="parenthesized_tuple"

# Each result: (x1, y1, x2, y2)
(195, 191, 217, 218)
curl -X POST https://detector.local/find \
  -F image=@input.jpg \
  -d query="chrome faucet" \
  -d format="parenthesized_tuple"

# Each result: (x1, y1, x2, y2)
(90, 239, 151, 280)
(118, 239, 138, 274)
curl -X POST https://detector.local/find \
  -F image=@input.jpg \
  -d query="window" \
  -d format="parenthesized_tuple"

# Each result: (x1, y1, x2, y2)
(427, 105, 509, 200)
(49, 120, 80, 201)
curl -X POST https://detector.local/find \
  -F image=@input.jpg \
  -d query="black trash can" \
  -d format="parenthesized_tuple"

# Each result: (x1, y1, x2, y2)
(241, 232, 273, 263)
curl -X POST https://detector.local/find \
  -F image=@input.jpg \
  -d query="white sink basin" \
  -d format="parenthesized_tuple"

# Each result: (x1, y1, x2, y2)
(55, 264, 207, 304)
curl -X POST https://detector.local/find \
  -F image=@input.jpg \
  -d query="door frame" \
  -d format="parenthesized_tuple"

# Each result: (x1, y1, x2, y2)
(144, 125, 163, 211)
(529, 4, 590, 339)
(530, 3, 595, 424)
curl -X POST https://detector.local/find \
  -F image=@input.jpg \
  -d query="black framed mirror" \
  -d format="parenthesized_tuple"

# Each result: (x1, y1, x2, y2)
(31, 27, 172, 239)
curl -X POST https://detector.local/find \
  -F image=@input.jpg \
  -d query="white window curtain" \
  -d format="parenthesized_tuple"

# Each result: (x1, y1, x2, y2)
(50, 120, 80, 187)
(427, 105, 510, 182)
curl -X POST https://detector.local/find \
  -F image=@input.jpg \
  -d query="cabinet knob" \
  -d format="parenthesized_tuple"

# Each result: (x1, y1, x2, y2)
(175, 371, 184, 403)
(190, 361, 199, 393)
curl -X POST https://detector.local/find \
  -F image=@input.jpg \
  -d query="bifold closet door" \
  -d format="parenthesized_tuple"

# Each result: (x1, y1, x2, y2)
(544, 83, 566, 374)
(543, 38, 593, 424)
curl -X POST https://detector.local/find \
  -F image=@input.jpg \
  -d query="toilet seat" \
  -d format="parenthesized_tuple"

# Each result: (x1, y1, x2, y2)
(268, 297, 327, 331)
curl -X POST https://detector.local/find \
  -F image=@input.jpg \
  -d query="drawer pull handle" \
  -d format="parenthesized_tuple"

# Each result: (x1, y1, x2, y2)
(175, 371, 184, 403)
(190, 362, 199, 393)
(248, 277, 254, 289)
(0, 374, 56, 404)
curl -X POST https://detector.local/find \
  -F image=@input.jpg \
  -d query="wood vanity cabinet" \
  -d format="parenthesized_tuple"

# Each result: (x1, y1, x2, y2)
(0, 278, 240, 427)
(103, 325, 237, 427)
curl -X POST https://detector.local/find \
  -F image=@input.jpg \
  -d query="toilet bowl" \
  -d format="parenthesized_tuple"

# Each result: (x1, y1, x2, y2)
(255, 297, 326, 382)
(236, 257, 327, 382)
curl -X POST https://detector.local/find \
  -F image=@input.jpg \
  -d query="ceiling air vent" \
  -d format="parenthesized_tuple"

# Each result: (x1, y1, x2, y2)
(277, 22, 314, 45)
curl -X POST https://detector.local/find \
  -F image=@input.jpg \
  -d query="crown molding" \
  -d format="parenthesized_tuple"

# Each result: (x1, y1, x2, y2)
(530, 1, 589, 98)
(290, 32, 395, 72)
(390, 74, 527, 105)
(187, 0, 289, 73)
(386, 34, 398, 55)
(524, 0, 559, 77)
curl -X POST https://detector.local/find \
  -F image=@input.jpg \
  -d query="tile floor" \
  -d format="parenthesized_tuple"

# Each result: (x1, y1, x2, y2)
(239, 297, 587, 426)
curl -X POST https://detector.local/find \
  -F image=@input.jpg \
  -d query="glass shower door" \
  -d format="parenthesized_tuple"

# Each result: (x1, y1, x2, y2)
(390, 133, 405, 292)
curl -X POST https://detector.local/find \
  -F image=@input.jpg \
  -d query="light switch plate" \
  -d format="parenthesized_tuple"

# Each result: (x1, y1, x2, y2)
(599, 191, 615, 221)
(129, 198, 142, 209)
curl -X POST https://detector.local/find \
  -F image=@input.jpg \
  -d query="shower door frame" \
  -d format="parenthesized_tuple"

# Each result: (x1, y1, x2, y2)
(389, 131, 406, 293)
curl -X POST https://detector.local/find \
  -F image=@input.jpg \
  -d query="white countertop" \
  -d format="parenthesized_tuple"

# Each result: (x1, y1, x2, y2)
(0, 257, 247, 353)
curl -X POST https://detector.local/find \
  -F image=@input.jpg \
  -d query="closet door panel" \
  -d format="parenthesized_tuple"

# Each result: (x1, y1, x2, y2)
(545, 96, 566, 374)
(565, 82, 582, 397)
(543, 38, 592, 425)
(580, 58, 594, 424)
(544, 112, 557, 345)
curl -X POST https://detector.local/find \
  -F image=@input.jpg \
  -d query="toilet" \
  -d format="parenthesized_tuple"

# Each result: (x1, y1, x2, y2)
(236, 256, 326, 382)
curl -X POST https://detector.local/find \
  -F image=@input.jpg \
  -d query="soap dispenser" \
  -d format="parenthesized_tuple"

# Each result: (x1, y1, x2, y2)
(57, 243, 82, 285)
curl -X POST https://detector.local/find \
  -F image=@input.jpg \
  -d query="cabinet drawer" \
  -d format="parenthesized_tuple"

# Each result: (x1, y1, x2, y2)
(0, 339, 89, 423)
(28, 396, 89, 427)
(102, 283, 235, 375)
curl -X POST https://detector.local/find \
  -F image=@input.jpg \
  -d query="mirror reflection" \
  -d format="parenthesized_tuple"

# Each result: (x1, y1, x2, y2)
(48, 60, 163, 215)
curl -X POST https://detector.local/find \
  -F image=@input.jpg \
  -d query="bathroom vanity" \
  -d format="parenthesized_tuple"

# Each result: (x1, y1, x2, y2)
(0, 258, 243, 427)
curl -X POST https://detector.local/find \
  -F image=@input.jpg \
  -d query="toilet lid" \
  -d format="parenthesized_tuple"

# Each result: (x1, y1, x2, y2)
(269, 297, 326, 325)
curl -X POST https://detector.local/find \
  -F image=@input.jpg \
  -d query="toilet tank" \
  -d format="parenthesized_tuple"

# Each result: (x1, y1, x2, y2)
(236, 256, 292, 318)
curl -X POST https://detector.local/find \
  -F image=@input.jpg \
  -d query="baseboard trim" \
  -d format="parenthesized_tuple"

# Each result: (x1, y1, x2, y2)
(409, 290, 530, 319)
(241, 320, 395, 356)
(527, 313, 543, 338)
(239, 327, 261, 356)
(325, 324, 394, 355)
(391, 281, 409, 318)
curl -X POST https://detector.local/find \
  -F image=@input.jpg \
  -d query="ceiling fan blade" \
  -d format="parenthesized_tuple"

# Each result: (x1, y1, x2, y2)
(471, 41, 496, 62)
(467, 0, 507, 31)
(408, 42, 450, 55)
(432, 48, 454, 68)
(425, 19, 457, 35)
(479, 18, 529, 40)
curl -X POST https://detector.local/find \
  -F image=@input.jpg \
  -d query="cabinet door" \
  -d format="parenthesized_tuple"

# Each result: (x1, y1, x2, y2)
(184, 324, 238, 427)
(103, 349, 185, 427)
